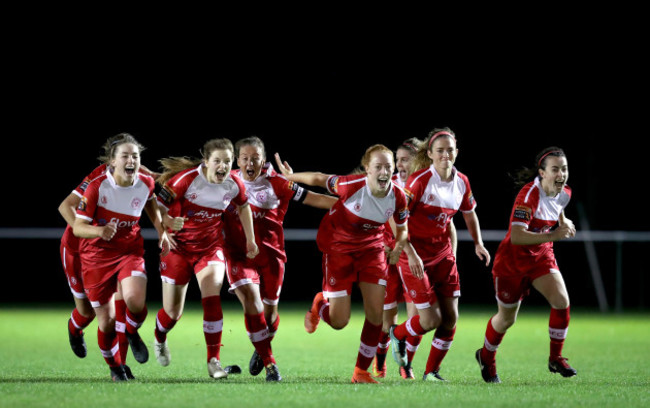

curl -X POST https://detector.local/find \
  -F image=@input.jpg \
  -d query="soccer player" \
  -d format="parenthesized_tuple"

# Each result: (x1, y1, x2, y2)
(152, 138, 259, 380)
(275, 145, 423, 384)
(222, 136, 337, 382)
(475, 147, 577, 383)
(388, 128, 491, 382)
(73, 133, 171, 381)
(59, 158, 158, 377)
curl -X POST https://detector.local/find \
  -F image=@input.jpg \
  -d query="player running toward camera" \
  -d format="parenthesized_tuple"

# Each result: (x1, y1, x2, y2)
(275, 145, 423, 384)
(59, 154, 158, 378)
(388, 128, 491, 382)
(475, 147, 577, 383)
(222, 137, 337, 382)
(153, 138, 258, 380)
(73, 133, 171, 381)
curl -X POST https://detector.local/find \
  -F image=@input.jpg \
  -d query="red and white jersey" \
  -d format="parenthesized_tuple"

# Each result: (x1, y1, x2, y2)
(382, 173, 406, 247)
(493, 178, 572, 268)
(157, 164, 248, 254)
(405, 165, 476, 245)
(76, 170, 156, 254)
(223, 164, 306, 262)
(61, 164, 108, 252)
(317, 174, 409, 254)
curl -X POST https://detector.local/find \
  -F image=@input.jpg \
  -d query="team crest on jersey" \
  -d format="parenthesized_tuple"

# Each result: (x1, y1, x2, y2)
(223, 194, 232, 205)
(353, 203, 362, 212)
(77, 197, 87, 211)
(385, 208, 394, 218)
(256, 191, 268, 203)
(131, 197, 142, 209)
(100, 195, 108, 205)
(514, 205, 532, 221)
(427, 193, 435, 202)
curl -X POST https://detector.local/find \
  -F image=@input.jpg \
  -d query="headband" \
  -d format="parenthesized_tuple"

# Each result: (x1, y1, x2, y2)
(537, 150, 563, 167)
(402, 142, 418, 152)
(428, 131, 455, 149)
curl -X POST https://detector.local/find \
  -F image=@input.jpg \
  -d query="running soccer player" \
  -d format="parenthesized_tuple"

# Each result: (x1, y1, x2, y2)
(475, 147, 577, 383)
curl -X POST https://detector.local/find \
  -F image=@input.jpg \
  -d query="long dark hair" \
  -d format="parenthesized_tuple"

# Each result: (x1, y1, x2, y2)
(511, 146, 566, 187)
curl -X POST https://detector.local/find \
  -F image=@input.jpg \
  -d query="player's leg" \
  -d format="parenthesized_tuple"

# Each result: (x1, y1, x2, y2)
(533, 272, 576, 377)
(423, 296, 458, 381)
(153, 282, 187, 367)
(197, 261, 227, 379)
(120, 274, 149, 364)
(351, 282, 384, 384)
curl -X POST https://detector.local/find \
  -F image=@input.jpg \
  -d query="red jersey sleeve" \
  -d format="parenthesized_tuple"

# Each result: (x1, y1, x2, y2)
(230, 174, 248, 207)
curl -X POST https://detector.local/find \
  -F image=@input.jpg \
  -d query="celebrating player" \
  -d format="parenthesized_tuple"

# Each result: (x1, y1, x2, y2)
(222, 136, 337, 382)
(389, 128, 491, 382)
(59, 155, 158, 378)
(152, 138, 258, 380)
(475, 147, 576, 383)
(73, 133, 171, 381)
(275, 144, 423, 384)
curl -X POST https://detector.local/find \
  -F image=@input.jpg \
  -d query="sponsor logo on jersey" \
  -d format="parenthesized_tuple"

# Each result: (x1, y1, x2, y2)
(109, 217, 138, 228)
(77, 197, 87, 212)
(513, 205, 532, 222)
(158, 186, 176, 206)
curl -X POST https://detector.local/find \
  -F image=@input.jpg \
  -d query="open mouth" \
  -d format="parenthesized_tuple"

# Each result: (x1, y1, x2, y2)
(554, 180, 565, 189)
(125, 167, 135, 176)
(215, 171, 227, 181)
(377, 177, 389, 189)
(246, 169, 256, 178)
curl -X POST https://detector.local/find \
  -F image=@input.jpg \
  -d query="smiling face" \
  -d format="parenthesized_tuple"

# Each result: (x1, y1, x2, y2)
(111, 143, 141, 186)
(539, 155, 568, 196)
(204, 148, 233, 184)
(427, 136, 457, 175)
(366, 151, 394, 196)
(237, 144, 265, 181)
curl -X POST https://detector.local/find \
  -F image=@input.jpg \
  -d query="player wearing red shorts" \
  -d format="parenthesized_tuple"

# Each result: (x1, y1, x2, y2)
(475, 147, 577, 383)
(152, 138, 259, 380)
(275, 145, 423, 384)
(59, 159, 158, 377)
(222, 136, 336, 382)
(73, 133, 170, 381)
(388, 128, 491, 382)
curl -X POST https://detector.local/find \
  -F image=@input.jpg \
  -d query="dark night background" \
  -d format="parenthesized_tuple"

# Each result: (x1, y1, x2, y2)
(2, 20, 648, 310)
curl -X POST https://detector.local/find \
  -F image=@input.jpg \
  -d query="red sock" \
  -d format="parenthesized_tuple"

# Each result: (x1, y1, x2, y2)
(406, 335, 422, 363)
(377, 331, 390, 355)
(481, 317, 505, 364)
(268, 315, 280, 340)
(114, 299, 128, 363)
(355, 319, 382, 371)
(424, 327, 455, 373)
(97, 327, 122, 368)
(245, 313, 275, 366)
(394, 315, 427, 340)
(125, 306, 148, 334)
(69, 308, 94, 336)
(202, 296, 223, 361)
(549, 307, 570, 360)
(155, 308, 178, 343)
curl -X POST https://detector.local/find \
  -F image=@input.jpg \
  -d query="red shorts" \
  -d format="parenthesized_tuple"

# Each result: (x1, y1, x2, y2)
(81, 253, 146, 307)
(398, 250, 460, 309)
(383, 263, 412, 309)
(226, 255, 285, 305)
(160, 246, 227, 286)
(492, 255, 560, 306)
(322, 245, 387, 298)
(60, 242, 86, 299)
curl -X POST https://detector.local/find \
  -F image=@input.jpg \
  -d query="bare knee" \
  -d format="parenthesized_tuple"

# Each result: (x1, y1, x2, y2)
(329, 316, 350, 330)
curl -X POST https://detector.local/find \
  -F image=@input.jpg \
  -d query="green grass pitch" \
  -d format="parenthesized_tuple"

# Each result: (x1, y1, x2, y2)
(1, 303, 648, 408)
